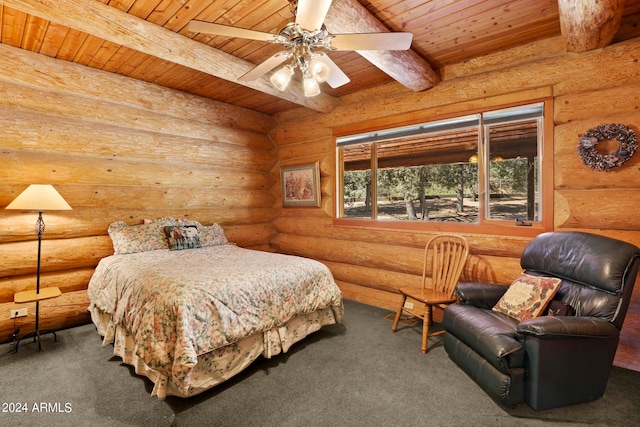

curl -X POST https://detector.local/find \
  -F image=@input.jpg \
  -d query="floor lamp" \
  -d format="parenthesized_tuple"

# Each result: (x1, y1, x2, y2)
(5, 184, 72, 351)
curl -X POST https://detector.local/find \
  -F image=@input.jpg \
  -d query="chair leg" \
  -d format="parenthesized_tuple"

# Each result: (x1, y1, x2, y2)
(422, 304, 431, 353)
(392, 295, 407, 332)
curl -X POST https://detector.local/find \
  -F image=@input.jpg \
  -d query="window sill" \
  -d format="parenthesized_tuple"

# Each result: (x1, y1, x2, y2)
(332, 217, 551, 238)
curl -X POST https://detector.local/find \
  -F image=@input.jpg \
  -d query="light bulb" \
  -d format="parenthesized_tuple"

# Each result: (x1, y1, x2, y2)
(270, 66, 293, 91)
(309, 59, 330, 83)
(303, 75, 321, 97)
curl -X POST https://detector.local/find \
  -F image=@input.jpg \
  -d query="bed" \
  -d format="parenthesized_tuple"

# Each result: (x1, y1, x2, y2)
(87, 218, 343, 399)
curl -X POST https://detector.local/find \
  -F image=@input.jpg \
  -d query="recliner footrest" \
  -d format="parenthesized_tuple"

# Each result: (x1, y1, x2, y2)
(444, 332, 525, 408)
(443, 304, 524, 374)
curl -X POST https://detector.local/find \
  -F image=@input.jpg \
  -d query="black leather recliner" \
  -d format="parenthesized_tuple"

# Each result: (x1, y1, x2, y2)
(442, 231, 640, 410)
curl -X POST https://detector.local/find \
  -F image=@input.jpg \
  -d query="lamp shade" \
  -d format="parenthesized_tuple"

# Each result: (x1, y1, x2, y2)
(303, 75, 321, 97)
(270, 66, 293, 91)
(309, 59, 330, 83)
(5, 184, 72, 211)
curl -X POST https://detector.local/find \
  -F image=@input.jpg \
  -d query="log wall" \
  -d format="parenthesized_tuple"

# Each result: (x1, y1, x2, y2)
(0, 43, 278, 343)
(270, 36, 640, 369)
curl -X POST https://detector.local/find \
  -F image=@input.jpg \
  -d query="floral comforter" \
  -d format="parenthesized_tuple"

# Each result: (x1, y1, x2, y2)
(88, 245, 343, 391)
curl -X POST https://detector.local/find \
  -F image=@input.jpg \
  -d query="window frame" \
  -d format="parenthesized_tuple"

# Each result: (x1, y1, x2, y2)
(333, 93, 553, 237)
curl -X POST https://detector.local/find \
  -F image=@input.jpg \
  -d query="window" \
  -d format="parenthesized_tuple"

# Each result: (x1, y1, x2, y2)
(336, 100, 552, 234)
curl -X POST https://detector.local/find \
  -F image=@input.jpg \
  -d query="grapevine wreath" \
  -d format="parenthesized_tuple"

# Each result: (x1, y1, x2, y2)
(577, 123, 637, 171)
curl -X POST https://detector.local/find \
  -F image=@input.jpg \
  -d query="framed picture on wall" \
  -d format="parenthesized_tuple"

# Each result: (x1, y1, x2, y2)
(281, 162, 321, 207)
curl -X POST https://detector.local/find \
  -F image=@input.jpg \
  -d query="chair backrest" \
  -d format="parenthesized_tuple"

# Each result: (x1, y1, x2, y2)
(521, 231, 640, 329)
(422, 234, 469, 296)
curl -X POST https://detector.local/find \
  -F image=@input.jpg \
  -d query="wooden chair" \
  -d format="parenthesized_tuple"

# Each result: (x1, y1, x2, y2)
(392, 234, 469, 353)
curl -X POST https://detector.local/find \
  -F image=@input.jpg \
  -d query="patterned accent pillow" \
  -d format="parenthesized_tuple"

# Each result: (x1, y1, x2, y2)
(164, 225, 202, 251)
(492, 273, 562, 321)
(108, 217, 177, 255)
(177, 220, 228, 247)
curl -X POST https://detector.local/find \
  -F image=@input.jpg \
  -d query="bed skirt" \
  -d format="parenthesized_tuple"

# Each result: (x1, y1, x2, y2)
(89, 305, 339, 398)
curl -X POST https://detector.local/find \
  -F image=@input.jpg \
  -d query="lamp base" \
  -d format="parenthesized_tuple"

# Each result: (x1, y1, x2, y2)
(14, 329, 58, 353)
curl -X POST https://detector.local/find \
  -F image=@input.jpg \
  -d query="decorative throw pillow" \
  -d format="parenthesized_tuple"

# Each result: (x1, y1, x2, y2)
(492, 273, 562, 321)
(177, 220, 228, 247)
(108, 217, 177, 255)
(164, 225, 202, 251)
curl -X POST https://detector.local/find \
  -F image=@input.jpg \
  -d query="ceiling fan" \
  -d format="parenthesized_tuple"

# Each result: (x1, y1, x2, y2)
(188, 0, 413, 97)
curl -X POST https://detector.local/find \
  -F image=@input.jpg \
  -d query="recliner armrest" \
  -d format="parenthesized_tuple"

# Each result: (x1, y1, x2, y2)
(517, 316, 619, 338)
(455, 282, 509, 309)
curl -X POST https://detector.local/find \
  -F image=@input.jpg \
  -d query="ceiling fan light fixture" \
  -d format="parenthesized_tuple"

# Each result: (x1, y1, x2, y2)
(270, 66, 294, 91)
(303, 74, 321, 97)
(309, 58, 330, 83)
(191, 0, 412, 99)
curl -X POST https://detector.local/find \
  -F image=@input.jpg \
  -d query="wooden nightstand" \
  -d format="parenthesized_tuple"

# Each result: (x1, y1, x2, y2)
(14, 286, 61, 352)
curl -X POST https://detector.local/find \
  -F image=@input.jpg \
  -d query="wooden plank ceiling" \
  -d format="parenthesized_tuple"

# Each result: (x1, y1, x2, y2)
(1, 0, 639, 116)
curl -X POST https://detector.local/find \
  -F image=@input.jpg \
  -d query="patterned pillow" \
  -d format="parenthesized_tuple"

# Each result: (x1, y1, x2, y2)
(177, 220, 228, 247)
(164, 225, 202, 251)
(492, 273, 562, 321)
(108, 217, 177, 255)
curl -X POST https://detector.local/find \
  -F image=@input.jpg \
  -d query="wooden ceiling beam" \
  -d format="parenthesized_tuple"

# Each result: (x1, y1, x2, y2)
(558, 0, 624, 53)
(325, 0, 439, 91)
(2, 0, 340, 113)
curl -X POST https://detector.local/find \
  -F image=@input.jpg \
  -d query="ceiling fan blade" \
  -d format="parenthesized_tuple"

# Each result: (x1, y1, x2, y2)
(188, 20, 276, 42)
(331, 32, 413, 51)
(238, 52, 291, 82)
(314, 53, 350, 88)
(295, 0, 333, 32)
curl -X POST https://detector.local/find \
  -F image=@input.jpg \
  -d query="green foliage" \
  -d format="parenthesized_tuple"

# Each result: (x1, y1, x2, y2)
(489, 158, 529, 193)
(343, 170, 370, 201)
(343, 159, 530, 216)
(375, 163, 477, 200)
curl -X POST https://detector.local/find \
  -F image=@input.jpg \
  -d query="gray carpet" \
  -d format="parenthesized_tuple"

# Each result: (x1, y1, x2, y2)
(1, 299, 638, 427)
